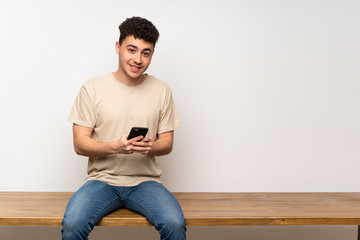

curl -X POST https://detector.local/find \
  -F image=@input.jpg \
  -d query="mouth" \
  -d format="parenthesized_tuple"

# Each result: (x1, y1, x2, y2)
(129, 64, 142, 72)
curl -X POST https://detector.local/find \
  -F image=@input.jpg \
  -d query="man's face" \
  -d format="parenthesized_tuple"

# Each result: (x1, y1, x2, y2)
(116, 35, 154, 81)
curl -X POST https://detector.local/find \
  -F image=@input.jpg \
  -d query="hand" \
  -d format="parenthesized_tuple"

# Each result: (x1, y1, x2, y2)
(130, 136, 153, 154)
(112, 135, 145, 154)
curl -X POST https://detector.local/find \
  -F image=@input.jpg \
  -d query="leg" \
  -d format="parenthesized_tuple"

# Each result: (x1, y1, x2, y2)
(61, 180, 121, 240)
(124, 181, 187, 240)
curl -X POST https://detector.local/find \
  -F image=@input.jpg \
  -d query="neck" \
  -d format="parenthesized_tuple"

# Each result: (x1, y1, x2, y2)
(112, 70, 146, 87)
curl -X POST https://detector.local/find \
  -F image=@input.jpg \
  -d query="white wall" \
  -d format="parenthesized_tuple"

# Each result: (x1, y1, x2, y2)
(1, 0, 359, 239)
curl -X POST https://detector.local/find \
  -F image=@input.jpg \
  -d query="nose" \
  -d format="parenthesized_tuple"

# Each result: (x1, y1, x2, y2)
(134, 53, 142, 65)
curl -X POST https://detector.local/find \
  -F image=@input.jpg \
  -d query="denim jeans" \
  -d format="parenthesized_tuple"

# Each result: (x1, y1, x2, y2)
(61, 180, 186, 240)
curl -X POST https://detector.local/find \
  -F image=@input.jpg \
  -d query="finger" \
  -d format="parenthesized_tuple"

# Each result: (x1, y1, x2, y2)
(140, 136, 151, 142)
(128, 135, 144, 143)
(131, 146, 152, 152)
(132, 141, 153, 148)
(125, 145, 134, 154)
(132, 145, 152, 150)
(132, 140, 147, 146)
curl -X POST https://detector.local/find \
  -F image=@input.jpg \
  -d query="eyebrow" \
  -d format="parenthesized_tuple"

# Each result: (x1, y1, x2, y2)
(127, 44, 153, 52)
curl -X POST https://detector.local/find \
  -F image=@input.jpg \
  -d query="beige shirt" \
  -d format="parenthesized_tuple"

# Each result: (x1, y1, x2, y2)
(69, 73, 181, 186)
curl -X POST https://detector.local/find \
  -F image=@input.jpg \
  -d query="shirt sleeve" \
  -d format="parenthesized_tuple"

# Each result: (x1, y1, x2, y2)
(68, 85, 96, 128)
(158, 87, 181, 134)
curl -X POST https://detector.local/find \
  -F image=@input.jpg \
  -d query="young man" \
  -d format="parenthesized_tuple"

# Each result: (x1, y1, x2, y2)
(61, 17, 186, 240)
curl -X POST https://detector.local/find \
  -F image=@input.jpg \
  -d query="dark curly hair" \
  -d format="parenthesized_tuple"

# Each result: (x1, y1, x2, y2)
(118, 17, 159, 47)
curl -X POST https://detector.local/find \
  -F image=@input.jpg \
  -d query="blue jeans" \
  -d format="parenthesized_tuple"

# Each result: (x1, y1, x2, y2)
(61, 180, 186, 240)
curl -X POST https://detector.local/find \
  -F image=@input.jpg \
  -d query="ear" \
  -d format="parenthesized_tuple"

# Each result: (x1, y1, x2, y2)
(115, 41, 120, 55)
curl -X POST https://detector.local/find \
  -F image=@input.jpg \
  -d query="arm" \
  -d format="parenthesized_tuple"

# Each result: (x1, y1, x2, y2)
(132, 131, 174, 156)
(72, 124, 147, 157)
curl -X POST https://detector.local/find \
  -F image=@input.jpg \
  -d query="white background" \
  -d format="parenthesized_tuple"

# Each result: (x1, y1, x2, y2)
(0, 0, 359, 239)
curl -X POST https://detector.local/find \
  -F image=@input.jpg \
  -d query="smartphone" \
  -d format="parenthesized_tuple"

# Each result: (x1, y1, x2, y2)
(127, 127, 148, 140)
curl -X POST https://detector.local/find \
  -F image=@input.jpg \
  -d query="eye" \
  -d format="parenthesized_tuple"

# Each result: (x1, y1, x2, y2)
(143, 52, 151, 57)
(128, 48, 136, 53)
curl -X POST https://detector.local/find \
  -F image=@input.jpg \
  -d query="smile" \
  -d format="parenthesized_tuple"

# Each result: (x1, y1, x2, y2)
(129, 65, 142, 72)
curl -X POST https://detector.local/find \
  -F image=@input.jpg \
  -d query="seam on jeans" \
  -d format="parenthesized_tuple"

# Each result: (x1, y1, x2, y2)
(127, 197, 159, 227)
(92, 196, 119, 226)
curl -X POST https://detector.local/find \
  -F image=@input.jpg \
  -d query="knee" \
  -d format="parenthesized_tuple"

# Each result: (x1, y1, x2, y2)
(158, 215, 187, 239)
(61, 215, 93, 240)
